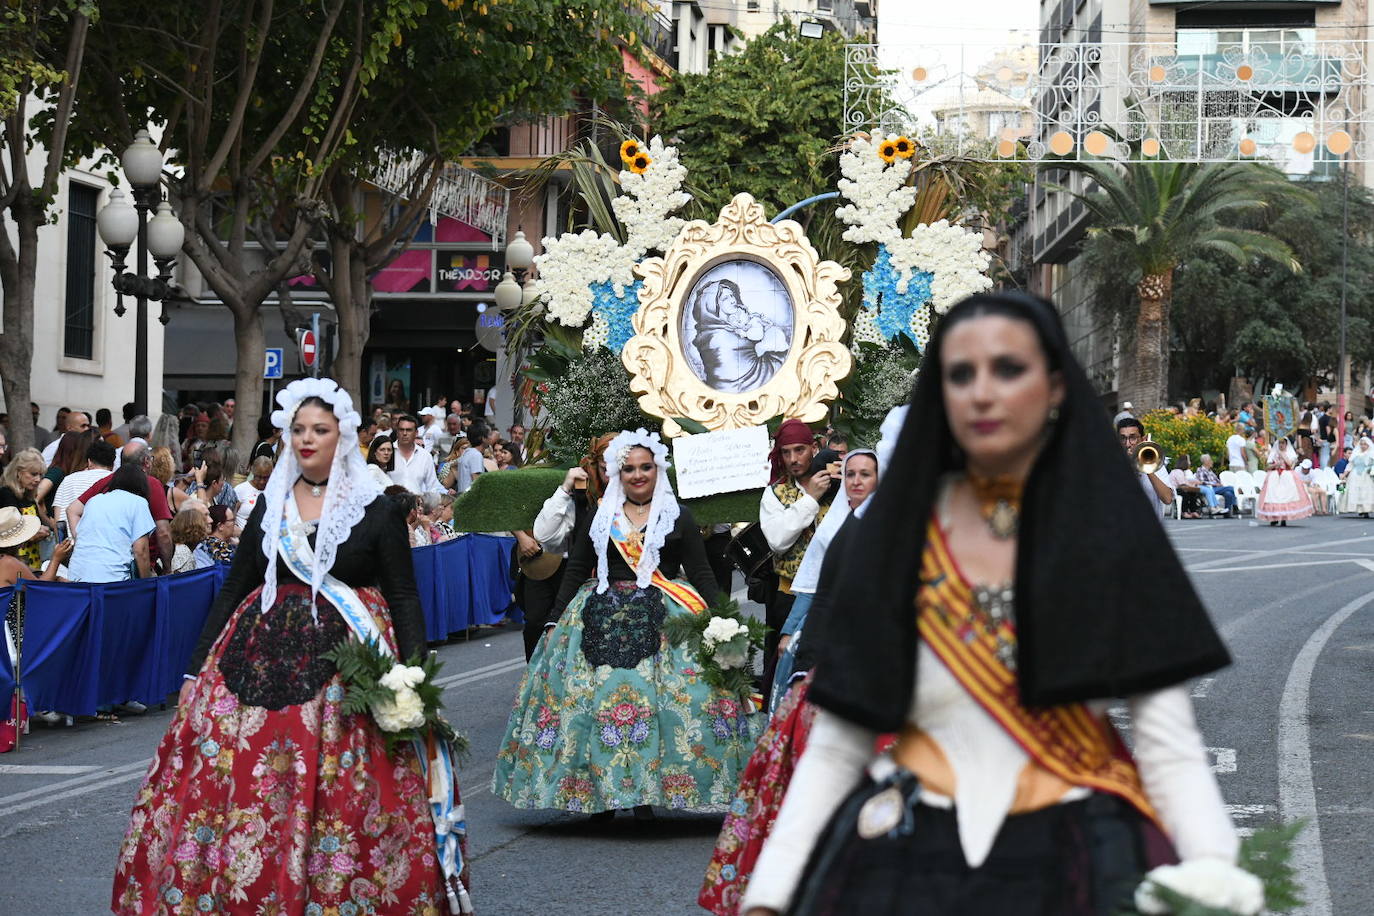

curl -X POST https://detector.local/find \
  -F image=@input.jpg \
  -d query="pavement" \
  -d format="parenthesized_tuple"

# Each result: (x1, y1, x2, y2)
(1, 513, 1372, 915)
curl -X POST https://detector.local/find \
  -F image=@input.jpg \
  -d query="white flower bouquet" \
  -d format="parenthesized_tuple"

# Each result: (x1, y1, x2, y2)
(323, 638, 465, 757)
(1125, 821, 1303, 915)
(663, 596, 768, 696)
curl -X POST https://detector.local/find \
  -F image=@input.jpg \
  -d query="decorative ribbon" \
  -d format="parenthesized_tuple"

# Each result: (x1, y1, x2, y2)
(277, 505, 473, 914)
(915, 520, 1160, 825)
(610, 517, 707, 612)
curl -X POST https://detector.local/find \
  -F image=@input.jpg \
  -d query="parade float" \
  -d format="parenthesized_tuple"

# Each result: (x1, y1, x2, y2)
(450, 132, 992, 530)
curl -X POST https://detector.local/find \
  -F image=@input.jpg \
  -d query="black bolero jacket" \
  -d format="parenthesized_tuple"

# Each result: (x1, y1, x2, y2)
(186, 494, 426, 675)
(551, 504, 720, 615)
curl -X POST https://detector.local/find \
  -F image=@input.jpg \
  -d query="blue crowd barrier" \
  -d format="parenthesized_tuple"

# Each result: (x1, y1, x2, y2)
(0, 534, 517, 718)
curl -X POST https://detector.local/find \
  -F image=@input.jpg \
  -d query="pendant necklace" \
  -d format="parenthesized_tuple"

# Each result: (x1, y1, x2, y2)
(300, 474, 329, 498)
(966, 471, 1023, 540)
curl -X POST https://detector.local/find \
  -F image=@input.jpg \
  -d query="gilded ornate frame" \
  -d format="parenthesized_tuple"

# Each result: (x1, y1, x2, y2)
(623, 193, 852, 437)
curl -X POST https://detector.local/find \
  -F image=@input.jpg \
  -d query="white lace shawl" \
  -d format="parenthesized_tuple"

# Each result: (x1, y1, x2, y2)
(258, 378, 382, 614)
(791, 449, 878, 595)
(588, 428, 679, 593)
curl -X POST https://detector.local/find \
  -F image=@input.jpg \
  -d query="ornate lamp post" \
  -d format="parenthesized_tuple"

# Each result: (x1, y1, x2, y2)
(95, 129, 185, 415)
(493, 228, 536, 313)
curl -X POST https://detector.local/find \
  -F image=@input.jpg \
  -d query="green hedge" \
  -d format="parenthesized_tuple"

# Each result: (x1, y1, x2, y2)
(449, 466, 763, 532)
(1140, 410, 1231, 470)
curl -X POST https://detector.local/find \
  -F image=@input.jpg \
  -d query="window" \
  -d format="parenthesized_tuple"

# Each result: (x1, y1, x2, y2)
(64, 182, 99, 360)
(817, 0, 833, 11)
(746, 0, 759, 11)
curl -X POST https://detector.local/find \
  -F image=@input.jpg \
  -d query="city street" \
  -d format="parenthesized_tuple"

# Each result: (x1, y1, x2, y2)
(2, 515, 1373, 915)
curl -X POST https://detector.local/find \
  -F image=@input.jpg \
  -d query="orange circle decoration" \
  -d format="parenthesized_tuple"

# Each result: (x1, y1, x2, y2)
(1000, 127, 1018, 141)
(1236, 64, 1254, 81)
(996, 66, 1014, 83)
(1238, 137, 1257, 156)
(997, 139, 1017, 158)
(1327, 130, 1353, 155)
(1293, 131, 1317, 154)
(912, 66, 928, 82)
(1083, 131, 1110, 156)
(1149, 65, 1167, 83)
(1142, 138, 1161, 157)
(1049, 131, 1075, 156)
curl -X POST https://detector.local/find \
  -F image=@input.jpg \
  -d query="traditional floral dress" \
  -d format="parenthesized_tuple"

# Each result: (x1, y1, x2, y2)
(1339, 448, 1374, 514)
(492, 508, 760, 813)
(1257, 445, 1313, 522)
(113, 496, 463, 915)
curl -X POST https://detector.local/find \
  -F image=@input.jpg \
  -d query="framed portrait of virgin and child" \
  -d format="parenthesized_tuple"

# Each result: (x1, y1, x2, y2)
(622, 193, 852, 437)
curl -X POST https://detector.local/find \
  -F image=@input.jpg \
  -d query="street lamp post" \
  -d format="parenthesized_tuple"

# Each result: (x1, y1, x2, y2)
(95, 129, 185, 416)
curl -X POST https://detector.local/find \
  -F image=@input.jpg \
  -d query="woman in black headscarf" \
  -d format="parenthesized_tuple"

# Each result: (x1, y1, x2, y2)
(741, 292, 1259, 916)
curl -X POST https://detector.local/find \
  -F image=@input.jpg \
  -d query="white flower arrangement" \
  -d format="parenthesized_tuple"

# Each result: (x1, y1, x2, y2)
(1134, 859, 1265, 915)
(532, 136, 691, 338)
(837, 135, 993, 352)
(373, 685, 427, 732)
(703, 616, 746, 648)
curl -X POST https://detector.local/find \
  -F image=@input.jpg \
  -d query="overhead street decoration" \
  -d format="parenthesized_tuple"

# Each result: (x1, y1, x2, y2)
(845, 39, 1374, 165)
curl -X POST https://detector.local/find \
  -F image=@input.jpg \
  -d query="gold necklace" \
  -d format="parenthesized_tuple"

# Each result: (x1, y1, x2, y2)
(966, 471, 1023, 539)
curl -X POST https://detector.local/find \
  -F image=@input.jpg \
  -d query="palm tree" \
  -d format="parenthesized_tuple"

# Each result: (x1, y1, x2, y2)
(1047, 159, 1308, 410)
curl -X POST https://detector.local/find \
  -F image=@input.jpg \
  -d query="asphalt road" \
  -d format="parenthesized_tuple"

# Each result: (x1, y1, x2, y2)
(2, 515, 1372, 915)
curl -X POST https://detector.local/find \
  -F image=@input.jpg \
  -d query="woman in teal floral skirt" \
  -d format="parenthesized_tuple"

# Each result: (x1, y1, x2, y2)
(492, 429, 759, 818)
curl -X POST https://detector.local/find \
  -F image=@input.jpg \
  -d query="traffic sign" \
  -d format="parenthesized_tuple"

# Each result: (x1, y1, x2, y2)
(263, 348, 284, 380)
(299, 329, 318, 368)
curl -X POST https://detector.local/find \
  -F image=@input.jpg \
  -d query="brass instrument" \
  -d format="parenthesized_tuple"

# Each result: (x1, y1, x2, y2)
(1133, 438, 1164, 475)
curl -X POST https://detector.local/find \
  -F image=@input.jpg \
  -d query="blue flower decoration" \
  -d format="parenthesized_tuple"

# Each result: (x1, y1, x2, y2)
(722, 864, 738, 881)
(861, 245, 934, 348)
(711, 718, 731, 740)
(536, 726, 558, 749)
(194, 826, 216, 844)
(304, 903, 324, 916)
(599, 723, 622, 747)
(629, 719, 651, 744)
(319, 835, 341, 853)
(339, 750, 355, 769)
(197, 894, 216, 912)
(199, 739, 220, 758)
(325, 684, 345, 702)
(162, 887, 184, 905)
(729, 797, 749, 817)
(341, 904, 360, 916)
(590, 279, 643, 353)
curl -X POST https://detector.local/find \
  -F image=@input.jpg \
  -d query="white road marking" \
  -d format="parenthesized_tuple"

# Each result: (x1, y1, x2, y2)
(1187, 533, 1374, 571)
(1190, 677, 1215, 699)
(1208, 747, 1236, 775)
(2, 654, 532, 819)
(0, 764, 100, 775)
(1276, 587, 1374, 916)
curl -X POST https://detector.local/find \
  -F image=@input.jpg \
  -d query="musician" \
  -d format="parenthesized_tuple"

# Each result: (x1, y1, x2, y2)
(1117, 417, 1174, 517)
(758, 419, 836, 696)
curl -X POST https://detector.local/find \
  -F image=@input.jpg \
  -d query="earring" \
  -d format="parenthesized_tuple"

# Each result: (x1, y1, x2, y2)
(1047, 406, 1061, 424)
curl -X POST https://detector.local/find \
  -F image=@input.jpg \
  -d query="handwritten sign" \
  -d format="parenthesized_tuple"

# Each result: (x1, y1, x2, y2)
(672, 425, 771, 499)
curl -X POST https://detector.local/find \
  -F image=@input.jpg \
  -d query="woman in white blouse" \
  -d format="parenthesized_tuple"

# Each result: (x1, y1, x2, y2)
(743, 292, 1259, 916)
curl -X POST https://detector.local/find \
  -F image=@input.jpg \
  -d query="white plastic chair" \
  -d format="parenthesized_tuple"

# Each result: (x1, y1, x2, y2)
(1221, 470, 1255, 517)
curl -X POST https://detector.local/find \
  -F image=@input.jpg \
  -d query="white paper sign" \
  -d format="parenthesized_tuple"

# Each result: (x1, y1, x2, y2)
(672, 425, 772, 499)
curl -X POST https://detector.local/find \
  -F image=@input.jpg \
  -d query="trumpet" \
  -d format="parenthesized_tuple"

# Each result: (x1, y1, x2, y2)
(1133, 438, 1165, 475)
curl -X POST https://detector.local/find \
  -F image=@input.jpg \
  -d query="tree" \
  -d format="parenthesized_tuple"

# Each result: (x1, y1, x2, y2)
(1048, 158, 1308, 410)
(0, 0, 92, 450)
(651, 21, 849, 218)
(311, 0, 639, 405)
(65, 0, 451, 455)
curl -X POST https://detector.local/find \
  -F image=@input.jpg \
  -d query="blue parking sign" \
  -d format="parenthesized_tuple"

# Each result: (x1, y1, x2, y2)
(264, 347, 284, 380)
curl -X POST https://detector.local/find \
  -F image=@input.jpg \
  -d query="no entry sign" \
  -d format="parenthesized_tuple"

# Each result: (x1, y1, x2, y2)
(299, 329, 317, 368)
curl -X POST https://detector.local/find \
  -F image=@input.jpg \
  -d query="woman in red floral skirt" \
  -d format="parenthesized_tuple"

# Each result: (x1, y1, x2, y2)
(113, 378, 470, 915)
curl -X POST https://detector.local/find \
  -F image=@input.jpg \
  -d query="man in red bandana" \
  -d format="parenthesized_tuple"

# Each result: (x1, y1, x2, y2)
(757, 418, 835, 696)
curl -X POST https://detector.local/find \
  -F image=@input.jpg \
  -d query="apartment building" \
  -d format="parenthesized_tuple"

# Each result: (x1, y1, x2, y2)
(736, 0, 877, 39)
(1029, 0, 1370, 400)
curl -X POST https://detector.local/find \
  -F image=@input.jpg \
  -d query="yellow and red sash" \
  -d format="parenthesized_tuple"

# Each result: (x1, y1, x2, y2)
(916, 521, 1159, 824)
(610, 518, 707, 613)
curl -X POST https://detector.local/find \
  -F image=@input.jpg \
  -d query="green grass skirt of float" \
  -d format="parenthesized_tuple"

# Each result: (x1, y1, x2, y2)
(448, 467, 762, 532)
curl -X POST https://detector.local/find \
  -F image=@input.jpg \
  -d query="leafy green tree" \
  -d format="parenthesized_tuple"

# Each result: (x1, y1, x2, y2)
(0, 0, 92, 450)
(310, 0, 638, 404)
(1049, 158, 1308, 410)
(651, 21, 847, 218)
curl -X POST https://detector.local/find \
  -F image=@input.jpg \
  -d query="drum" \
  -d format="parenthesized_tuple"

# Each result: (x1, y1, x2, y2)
(726, 522, 772, 582)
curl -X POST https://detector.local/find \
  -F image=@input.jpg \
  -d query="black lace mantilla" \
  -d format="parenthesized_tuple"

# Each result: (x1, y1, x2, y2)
(219, 588, 349, 710)
(580, 581, 667, 670)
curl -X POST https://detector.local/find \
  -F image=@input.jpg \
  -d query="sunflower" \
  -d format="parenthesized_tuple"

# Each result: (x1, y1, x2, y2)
(619, 139, 641, 164)
(878, 139, 899, 163)
(630, 153, 651, 174)
(893, 136, 915, 159)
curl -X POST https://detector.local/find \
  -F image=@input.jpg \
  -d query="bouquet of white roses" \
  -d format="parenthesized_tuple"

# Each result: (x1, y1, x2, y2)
(1125, 822, 1302, 915)
(663, 596, 768, 696)
(324, 638, 466, 757)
